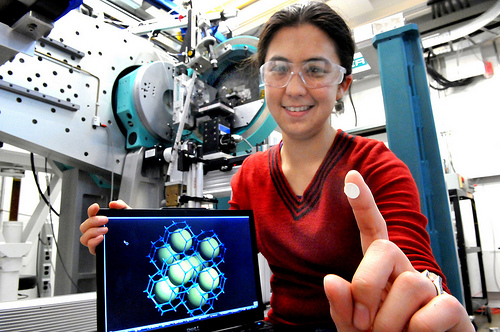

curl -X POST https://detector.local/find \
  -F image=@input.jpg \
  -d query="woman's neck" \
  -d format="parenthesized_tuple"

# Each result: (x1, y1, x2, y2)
(281, 126, 337, 166)
(279, 126, 337, 196)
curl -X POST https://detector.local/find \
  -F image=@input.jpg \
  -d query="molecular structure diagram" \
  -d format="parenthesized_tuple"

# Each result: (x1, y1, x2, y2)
(145, 221, 227, 316)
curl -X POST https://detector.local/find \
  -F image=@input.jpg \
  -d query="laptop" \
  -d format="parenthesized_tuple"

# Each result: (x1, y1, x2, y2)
(96, 208, 267, 332)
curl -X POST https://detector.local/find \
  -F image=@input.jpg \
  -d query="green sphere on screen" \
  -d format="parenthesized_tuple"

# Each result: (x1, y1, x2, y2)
(198, 267, 220, 292)
(157, 245, 179, 264)
(188, 253, 204, 274)
(154, 277, 178, 303)
(169, 229, 193, 253)
(187, 284, 208, 308)
(168, 259, 194, 286)
(199, 237, 220, 260)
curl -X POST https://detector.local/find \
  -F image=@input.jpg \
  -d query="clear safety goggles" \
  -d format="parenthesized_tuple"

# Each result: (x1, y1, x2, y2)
(259, 60, 346, 89)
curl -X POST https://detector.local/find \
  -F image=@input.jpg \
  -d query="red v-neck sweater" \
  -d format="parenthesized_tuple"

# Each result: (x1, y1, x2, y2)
(229, 129, 445, 325)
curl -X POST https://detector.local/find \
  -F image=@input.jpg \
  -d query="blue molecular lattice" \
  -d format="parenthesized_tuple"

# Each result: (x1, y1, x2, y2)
(145, 221, 227, 316)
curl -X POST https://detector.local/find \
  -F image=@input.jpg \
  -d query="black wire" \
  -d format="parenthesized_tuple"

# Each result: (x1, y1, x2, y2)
(427, 65, 475, 88)
(425, 51, 475, 90)
(348, 83, 358, 127)
(36, 234, 41, 298)
(29, 153, 60, 216)
(30, 153, 82, 293)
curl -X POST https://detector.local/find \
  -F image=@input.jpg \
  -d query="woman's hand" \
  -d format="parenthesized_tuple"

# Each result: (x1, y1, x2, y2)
(79, 200, 130, 255)
(324, 170, 474, 331)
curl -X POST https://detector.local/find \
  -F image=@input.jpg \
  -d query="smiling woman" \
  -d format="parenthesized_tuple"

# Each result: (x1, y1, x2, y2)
(80, 1, 474, 330)
(227, 1, 473, 331)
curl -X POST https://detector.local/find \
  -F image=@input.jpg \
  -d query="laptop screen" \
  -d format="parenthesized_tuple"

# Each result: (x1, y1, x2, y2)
(96, 208, 264, 332)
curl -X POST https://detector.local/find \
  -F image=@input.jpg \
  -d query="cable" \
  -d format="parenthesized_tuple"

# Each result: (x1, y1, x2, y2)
(30, 153, 60, 216)
(427, 64, 475, 90)
(241, 137, 253, 153)
(232, 134, 253, 153)
(348, 83, 357, 127)
(30, 154, 82, 293)
(103, 122, 116, 200)
(426, 51, 476, 90)
(36, 234, 41, 298)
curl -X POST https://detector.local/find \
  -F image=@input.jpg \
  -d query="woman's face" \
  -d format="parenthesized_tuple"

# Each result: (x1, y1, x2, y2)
(264, 24, 351, 141)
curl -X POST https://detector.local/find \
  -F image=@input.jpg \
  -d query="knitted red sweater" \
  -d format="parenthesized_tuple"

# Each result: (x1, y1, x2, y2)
(229, 129, 445, 325)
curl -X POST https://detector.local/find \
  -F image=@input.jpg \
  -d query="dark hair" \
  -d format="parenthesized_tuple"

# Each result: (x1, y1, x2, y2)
(256, 1, 355, 76)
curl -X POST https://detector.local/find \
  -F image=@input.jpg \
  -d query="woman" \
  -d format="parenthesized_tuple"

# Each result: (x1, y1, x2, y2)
(225, 1, 472, 331)
(81, 2, 473, 331)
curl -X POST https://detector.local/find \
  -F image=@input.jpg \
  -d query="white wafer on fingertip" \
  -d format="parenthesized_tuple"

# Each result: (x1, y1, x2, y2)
(344, 182, 360, 199)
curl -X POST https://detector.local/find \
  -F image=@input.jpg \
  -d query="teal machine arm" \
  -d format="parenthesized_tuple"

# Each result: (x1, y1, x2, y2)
(373, 24, 464, 303)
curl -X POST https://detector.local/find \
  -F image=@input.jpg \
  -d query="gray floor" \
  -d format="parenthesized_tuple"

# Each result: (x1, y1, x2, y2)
(475, 293, 500, 331)
(475, 308, 500, 331)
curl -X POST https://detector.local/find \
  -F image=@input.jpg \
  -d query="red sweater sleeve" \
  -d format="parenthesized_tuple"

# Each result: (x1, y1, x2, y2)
(352, 138, 447, 288)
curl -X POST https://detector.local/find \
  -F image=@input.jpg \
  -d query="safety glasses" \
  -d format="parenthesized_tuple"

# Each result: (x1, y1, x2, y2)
(259, 60, 346, 89)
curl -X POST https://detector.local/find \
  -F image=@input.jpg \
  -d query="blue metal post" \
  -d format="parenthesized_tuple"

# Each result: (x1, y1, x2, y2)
(372, 24, 464, 303)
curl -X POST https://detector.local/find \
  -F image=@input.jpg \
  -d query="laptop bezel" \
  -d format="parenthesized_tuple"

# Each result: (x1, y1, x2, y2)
(96, 208, 265, 332)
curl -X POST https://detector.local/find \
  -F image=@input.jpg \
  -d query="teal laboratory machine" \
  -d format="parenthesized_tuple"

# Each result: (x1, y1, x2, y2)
(373, 24, 464, 303)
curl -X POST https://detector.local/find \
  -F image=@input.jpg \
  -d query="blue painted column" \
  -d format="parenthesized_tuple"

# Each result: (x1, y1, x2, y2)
(372, 24, 463, 303)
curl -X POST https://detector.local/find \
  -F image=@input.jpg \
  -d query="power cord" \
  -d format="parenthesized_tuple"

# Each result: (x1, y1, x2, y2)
(426, 51, 475, 90)
(348, 83, 358, 127)
(30, 154, 83, 293)
(29, 153, 60, 216)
